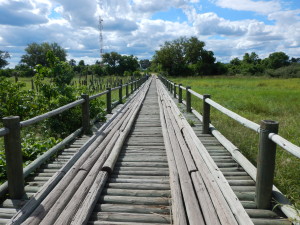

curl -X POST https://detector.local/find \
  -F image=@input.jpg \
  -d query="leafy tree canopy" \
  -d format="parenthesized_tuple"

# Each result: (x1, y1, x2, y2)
(152, 36, 220, 76)
(101, 52, 139, 75)
(21, 42, 67, 68)
(0, 50, 10, 69)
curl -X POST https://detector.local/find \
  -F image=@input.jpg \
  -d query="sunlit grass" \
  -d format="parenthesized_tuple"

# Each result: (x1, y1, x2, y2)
(171, 75, 300, 207)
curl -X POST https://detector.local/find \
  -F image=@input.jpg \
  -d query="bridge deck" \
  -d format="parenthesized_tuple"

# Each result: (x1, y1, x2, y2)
(0, 77, 292, 224)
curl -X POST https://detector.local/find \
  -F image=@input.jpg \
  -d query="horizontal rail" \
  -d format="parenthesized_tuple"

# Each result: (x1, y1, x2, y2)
(0, 128, 9, 137)
(20, 99, 85, 128)
(180, 85, 186, 90)
(269, 133, 300, 158)
(160, 75, 300, 159)
(189, 89, 204, 100)
(205, 98, 261, 132)
(111, 86, 121, 91)
(89, 90, 108, 100)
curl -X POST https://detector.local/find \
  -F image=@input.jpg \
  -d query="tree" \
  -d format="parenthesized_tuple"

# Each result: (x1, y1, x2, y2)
(21, 42, 67, 68)
(264, 52, 290, 69)
(140, 59, 151, 70)
(0, 50, 10, 69)
(35, 51, 74, 87)
(101, 52, 139, 75)
(243, 52, 260, 64)
(153, 36, 217, 76)
(69, 59, 76, 66)
(118, 55, 139, 74)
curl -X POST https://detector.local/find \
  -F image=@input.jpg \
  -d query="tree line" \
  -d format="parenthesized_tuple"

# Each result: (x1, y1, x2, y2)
(0, 42, 151, 79)
(1, 37, 300, 78)
(151, 36, 300, 78)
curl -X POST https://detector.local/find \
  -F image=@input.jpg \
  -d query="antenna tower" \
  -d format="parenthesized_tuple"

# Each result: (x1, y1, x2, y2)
(98, 15, 104, 60)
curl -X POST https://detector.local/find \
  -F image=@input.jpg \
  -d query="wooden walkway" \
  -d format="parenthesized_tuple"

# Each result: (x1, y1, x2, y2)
(88, 79, 171, 224)
(0, 76, 293, 224)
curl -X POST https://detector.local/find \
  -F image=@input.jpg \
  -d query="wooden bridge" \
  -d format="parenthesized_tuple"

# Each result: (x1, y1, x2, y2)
(0, 76, 299, 224)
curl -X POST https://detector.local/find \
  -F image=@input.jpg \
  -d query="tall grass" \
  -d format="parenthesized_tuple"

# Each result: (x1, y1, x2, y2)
(171, 76, 300, 207)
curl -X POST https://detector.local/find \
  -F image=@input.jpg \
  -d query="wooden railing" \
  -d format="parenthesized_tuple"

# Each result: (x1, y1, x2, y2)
(0, 75, 149, 199)
(159, 75, 300, 221)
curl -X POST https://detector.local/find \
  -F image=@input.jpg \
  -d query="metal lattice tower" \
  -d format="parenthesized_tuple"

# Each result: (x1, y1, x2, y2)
(98, 15, 104, 60)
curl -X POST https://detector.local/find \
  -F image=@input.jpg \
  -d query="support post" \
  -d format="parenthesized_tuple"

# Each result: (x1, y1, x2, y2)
(178, 84, 182, 103)
(81, 94, 91, 134)
(131, 81, 133, 94)
(119, 82, 123, 104)
(173, 83, 177, 98)
(202, 94, 211, 134)
(3, 116, 24, 199)
(255, 120, 279, 209)
(126, 83, 129, 98)
(186, 86, 192, 113)
(106, 87, 112, 114)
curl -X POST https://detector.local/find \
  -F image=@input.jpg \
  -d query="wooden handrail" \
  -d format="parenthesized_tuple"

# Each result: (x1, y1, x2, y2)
(159, 75, 300, 159)
(0, 75, 148, 199)
(0, 128, 9, 137)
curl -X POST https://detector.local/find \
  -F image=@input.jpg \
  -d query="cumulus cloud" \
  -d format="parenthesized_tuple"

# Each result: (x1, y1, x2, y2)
(214, 0, 282, 14)
(193, 12, 248, 36)
(0, 0, 300, 67)
(0, 0, 49, 26)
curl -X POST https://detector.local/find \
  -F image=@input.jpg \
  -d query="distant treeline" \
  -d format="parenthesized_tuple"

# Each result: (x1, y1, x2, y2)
(1, 39, 300, 78)
(151, 36, 300, 78)
(0, 42, 150, 79)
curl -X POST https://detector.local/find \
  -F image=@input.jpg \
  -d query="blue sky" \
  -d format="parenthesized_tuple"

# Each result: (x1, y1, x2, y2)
(0, 0, 300, 67)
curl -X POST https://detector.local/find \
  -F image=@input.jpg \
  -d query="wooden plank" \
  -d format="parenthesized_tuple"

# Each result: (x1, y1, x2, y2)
(94, 203, 170, 214)
(89, 212, 170, 224)
(191, 172, 221, 225)
(99, 195, 170, 206)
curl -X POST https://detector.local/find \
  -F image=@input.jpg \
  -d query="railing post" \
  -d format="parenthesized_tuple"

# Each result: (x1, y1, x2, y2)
(134, 80, 137, 91)
(2, 116, 24, 199)
(119, 82, 123, 104)
(168, 81, 170, 92)
(173, 83, 177, 98)
(126, 83, 129, 98)
(81, 94, 91, 134)
(256, 120, 279, 209)
(178, 84, 182, 103)
(202, 94, 211, 134)
(106, 87, 112, 114)
(186, 86, 192, 113)
(131, 81, 133, 94)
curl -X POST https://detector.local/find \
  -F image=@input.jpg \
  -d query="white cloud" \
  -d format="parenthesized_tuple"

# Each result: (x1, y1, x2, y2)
(1, 0, 300, 67)
(193, 12, 251, 36)
(214, 0, 281, 14)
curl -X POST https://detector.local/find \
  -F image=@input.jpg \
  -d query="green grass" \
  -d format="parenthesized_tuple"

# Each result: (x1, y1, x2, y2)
(171, 75, 300, 207)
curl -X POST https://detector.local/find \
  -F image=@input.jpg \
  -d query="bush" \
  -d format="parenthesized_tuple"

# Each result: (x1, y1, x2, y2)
(266, 63, 300, 78)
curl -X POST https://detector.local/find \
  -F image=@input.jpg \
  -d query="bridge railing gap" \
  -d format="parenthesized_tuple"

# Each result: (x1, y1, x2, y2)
(158, 75, 300, 218)
(0, 75, 149, 200)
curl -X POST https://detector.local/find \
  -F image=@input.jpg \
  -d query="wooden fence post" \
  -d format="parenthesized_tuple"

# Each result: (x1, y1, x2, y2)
(119, 82, 123, 104)
(173, 83, 177, 98)
(2, 116, 25, 199)
(126, 83, 129, 98)
(81, 94, 91, 134)
(178, 84, 182, 103)
(203, 94, 211, 134)
(106, 87, 112, 114)
(256, 120, 279, 209)
(186, 86, 192, 113)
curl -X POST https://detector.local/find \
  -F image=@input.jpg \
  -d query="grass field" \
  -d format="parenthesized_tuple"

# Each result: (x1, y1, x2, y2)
(170, 75, 300, 208)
